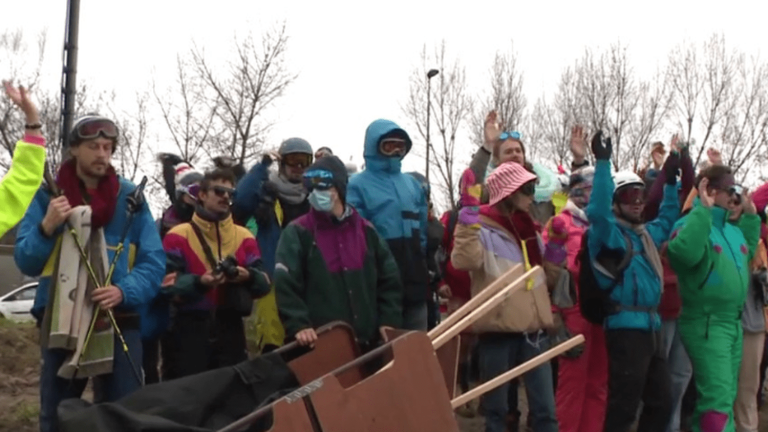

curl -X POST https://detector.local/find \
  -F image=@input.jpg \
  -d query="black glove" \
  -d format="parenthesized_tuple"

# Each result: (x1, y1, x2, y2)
(662, 151, 680, 185)
(591, 130, 612, 161)
(255, 181, 278, 227)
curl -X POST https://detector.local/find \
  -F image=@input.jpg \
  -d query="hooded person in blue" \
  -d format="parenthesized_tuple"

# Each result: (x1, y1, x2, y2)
(587, 131, 679, 432)
(347, 119, 429, 331)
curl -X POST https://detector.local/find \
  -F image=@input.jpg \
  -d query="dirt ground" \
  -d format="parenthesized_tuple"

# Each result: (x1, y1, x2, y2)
(2, 318, 768, 432)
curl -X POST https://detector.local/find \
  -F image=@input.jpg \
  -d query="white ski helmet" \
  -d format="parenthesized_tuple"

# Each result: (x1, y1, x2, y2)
(612, 171, 644, 193)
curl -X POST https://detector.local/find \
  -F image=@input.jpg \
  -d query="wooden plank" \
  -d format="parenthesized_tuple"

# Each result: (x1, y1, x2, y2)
(309, 332, 459, 432)
(432, 267, 543, 350)
(427, 264, 523, 341)
(450, 335, 585, 408)
(434, 336, 460, 399)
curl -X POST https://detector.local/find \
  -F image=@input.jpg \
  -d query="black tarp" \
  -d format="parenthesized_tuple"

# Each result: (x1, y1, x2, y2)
(58, 351, 299, 432)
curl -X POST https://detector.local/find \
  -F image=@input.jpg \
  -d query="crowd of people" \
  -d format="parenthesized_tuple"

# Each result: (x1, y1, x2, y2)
(2, 78, 768, 432)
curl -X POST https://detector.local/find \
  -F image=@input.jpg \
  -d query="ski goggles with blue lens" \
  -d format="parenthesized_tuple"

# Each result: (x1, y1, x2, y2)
(303, 169, 334, 191)
(499, 131, 522, 141)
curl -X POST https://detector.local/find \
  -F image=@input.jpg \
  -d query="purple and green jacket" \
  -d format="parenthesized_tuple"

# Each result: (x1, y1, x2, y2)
(273, 206, 403, 344)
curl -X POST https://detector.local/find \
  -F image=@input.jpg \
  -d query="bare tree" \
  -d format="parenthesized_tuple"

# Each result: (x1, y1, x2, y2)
(668, 34, 736, 166)
(570, 43, 671, 170)
(106, 91, 151, 183)
(403, 41, 473, 210)
(152, 54, 219, 165)
(471, 44, 527, 146)
(191, 23, 296, 166)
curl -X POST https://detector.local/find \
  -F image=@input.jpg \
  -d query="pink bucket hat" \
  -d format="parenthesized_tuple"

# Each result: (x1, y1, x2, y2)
(487, 162, 538, 207)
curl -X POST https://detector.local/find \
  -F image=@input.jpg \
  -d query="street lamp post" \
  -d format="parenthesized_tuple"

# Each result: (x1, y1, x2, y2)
(425, 69, 439, 184)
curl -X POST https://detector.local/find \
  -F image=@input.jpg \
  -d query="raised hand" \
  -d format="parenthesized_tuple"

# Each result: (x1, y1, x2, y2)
(670, 134, 680, 153)
(707, 148, 723, 166)
(662, 150, 680, 185)
(590, 130, 612, 161)
(698, 178, 716, 208)
(742, 188, 757, 215)
(3, 80, 40, 126)
(459, 169, 482, 208)
(570, 125, 587, 163)
(483, 111, 501, 151)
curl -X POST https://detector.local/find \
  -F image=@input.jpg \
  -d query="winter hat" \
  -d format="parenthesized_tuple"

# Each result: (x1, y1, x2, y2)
(175, 162, 203, 196)
(304, 155, 349, 202)
(569, 166, 595, 190)
(486, 161, 538, 207)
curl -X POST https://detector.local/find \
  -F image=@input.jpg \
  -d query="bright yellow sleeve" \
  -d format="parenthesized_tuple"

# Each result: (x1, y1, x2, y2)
(0, 140, 46, 238)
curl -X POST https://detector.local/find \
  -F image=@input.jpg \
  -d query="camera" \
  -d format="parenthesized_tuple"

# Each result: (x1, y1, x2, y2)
(215, 256, 240, 280)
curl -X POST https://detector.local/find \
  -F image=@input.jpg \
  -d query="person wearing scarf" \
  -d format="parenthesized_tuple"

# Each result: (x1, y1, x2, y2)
(540, 166, 609, 432)
(162, 169, 270, 380)
(14, 114, 165, 432)
(587, 131, 679, 432)
(452, 162, 556, 432)
(274, 156, 403, 351)
(667, 166, 760, 432)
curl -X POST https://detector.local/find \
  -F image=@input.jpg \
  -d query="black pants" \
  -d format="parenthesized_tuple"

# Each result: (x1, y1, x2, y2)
(604, 329, 672, 432)
(161, 310, 248, 381)
(142, 338, 161, 384)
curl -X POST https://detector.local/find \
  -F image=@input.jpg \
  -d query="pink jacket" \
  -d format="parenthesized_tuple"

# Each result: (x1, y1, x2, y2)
(542, 201, 589, 304)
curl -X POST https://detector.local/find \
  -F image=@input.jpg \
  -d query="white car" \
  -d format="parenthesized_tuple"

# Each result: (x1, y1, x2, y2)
(0, 282, 38, 322)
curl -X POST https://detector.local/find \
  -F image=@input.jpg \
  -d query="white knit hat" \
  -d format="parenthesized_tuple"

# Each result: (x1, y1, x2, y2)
(175, 162, 203, 194)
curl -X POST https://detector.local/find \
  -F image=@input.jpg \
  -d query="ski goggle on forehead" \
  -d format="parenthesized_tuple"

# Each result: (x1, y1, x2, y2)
(379, 138, 407, 157)
(282, 153, 313, 168)
(615, 185, 645, 205)
(73, 117, 119, 141)
(499, 131, 522, 141)
(303, 170, 334, 191)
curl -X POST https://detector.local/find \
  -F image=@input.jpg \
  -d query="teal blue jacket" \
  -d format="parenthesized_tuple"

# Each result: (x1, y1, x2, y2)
(587, 160, 679, 330)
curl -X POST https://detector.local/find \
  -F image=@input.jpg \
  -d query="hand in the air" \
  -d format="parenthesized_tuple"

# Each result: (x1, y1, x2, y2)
(590, 130, 612, 161)
(698, 178, 716, 208)
(662, 150, 680, 185)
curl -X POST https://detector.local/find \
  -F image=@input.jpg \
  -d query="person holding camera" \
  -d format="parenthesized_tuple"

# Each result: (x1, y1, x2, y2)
(161, 169, 270, 380)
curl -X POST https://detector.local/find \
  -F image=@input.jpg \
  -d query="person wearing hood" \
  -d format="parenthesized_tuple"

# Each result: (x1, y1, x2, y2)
(587, 131, 679, 432)
(451, 162, 557, 432)
(274, 156, 403, 350)
(161, 169, 270, 379)
(347, 119, 429, 331)
(541, 164, 608, 432)
(667, 166, 760, 432)
(231, 138, 313, 353)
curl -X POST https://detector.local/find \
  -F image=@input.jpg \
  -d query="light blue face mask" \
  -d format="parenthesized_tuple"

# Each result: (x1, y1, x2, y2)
(308, 189, 334, 212)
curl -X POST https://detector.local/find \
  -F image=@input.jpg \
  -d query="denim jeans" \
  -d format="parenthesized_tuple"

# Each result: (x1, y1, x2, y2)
(402, 302, 428, 331)
(478, 332, 557, 432)
(40, 329, 143, 432)
(661, 319, 693, 432)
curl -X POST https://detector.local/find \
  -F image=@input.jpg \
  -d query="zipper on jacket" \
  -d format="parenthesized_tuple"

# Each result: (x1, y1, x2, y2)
(697, 262, 714, 290)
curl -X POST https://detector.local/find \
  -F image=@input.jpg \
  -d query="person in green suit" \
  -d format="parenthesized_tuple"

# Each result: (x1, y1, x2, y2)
(667, 165, 761, 432)
(0, 81, 47, 239)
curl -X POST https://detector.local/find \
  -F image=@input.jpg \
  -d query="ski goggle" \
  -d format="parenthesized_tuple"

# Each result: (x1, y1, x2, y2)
(499, 131, 522, 141)
(731, 184, 744, 205)
(379, 138, 407, 157)
(282, 153, 313, 168)
(615, 185, 645, 205)
(303, 170, 334, 191)
(518, 181, 536, 196)
(178, 184, 200, 199)
(73, 117, 119, 141)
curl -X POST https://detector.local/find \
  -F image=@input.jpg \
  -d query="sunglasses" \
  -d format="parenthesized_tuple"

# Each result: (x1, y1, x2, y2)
(283, 153, 313, 168)
(519, 181, 536, 196)
(499, 131, 522, 141)
(74, 118, 119, 141)
(615, 186, 645, 205)
(379, 138, 407, 157)
(211, 185, 235, 198)
(303, 170, 334, 191)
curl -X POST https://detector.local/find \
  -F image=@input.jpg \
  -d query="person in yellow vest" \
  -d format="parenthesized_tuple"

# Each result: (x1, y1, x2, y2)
(0, 81, 47, 239)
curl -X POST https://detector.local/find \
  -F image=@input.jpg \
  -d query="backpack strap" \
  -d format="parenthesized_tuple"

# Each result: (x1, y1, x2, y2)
(613, 231, 657, 314)
(190, 222, 219, 269)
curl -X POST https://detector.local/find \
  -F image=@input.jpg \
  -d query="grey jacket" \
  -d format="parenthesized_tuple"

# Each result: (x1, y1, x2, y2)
(742, 276, 766, 333)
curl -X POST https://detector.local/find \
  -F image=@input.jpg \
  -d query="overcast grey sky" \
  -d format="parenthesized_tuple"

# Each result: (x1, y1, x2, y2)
(3, 0, 766, 180)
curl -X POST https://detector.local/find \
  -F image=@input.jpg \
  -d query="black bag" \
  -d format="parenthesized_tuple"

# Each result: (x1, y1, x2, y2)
(577, 230, 633, 325)
(190, 222, 254, 317)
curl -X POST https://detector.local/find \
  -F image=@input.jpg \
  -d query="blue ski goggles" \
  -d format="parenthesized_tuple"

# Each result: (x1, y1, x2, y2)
(303, 169, 334, 191)
(499, 131, 522, 141)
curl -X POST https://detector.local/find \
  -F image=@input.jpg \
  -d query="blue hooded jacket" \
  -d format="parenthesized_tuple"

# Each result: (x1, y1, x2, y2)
(347, 119, 429, 304)
(587, 160, 679, 331)
(15, 178, 166, 340)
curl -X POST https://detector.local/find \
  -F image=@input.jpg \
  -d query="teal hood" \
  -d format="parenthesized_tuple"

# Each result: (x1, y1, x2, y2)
(363, 119, 412, 173)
